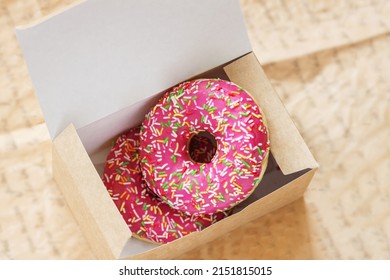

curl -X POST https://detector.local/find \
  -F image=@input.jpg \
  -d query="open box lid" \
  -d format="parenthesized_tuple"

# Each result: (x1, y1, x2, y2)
(16, 0, 252, 139)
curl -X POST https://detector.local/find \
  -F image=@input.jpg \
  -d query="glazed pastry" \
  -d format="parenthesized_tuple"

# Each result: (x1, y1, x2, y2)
(102, 126, 227, 244)
(139, 79, 270, 215)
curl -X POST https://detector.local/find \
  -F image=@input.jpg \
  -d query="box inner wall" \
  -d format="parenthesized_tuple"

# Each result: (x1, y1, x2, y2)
(80, 59, 308, 212)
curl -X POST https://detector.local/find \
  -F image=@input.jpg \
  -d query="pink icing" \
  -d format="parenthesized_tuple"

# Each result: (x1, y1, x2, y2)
(102, 126, 226, 244)
(140, 79, 270, 215)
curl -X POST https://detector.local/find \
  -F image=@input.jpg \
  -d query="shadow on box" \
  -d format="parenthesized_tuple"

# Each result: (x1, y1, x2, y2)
(179, 197, 313, 259)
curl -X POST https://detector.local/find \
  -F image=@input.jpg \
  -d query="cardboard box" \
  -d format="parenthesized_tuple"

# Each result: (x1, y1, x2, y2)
(17, 0, 318, 259)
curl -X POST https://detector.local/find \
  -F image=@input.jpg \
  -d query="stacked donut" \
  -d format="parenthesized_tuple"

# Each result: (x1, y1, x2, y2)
(102, 79, 270, 244)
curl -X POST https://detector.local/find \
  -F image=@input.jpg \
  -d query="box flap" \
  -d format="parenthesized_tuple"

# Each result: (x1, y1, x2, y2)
(52, 123, 133, 259)
(224, 53, 318, 174)
(16, 0, 251, 139)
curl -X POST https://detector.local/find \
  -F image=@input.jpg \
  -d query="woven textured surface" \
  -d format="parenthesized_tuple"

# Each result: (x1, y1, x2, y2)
(0, 0, 389, 259)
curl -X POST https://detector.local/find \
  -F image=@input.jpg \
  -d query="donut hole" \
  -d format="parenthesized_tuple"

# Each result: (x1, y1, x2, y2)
(188, 131, 217, 164)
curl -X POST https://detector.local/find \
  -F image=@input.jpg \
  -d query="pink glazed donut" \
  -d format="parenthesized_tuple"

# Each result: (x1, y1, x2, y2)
(102, 126, 226, 244)
(140, 79, 270, 215)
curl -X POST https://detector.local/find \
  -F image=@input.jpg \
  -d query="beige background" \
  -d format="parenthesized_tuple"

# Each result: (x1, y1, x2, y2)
(0, 0, 389, 259)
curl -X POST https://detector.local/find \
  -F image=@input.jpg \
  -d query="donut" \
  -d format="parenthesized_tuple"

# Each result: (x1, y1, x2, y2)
(102, 126, 227, 244)
(139, 78, 270, 215)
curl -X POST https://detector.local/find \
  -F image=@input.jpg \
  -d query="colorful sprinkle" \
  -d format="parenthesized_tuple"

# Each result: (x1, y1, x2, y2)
(139, 79, 270, 215)
(102, 127, 227, 244)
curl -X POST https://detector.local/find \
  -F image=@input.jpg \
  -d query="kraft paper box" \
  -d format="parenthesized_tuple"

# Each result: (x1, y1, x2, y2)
(16, 0, 318, 259)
